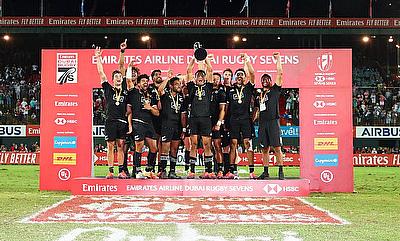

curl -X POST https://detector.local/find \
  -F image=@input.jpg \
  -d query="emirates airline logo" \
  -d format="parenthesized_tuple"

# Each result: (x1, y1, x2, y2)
(317, 53, 333, 72)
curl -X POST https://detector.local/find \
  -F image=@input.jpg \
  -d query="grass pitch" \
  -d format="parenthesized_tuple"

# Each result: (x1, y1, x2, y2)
(0, 165, 399, 241)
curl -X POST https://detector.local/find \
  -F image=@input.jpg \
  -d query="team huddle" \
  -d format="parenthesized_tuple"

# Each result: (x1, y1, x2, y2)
(95, 40, 285, 180)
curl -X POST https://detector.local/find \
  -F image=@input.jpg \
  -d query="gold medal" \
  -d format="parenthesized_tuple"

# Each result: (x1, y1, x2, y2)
(114, 87, 122, 106)
(236, 85, 244, 104)
(197, 85, 203, 101)
(171, 92, 180, 114)
(115, 101, 120, 106)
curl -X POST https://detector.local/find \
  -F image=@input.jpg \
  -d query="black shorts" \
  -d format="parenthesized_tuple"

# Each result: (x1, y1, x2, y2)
(259, 119, 282, 147)
(221, 129, 231, 147)
(152, 117, 162, 136)
(105, 119, 128, 141)
(212, 129, 223, 139)
(230, 119, 252, 140)
(189, 116, 212, 137)
(132, 121, 158, 141)
(161, 125, 182, 142)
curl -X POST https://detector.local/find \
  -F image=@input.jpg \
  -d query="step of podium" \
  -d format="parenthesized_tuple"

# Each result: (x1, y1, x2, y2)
(71, 177, 310, 197)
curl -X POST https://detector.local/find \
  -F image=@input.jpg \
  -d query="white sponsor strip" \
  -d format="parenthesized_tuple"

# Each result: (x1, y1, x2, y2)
(55, 94, 79, 97)
(20, 196, 76, 223)
(297, 198, 350, 225)
(316, 132, 335, 135)
(313, 113, 337, 117)
(355, 126, 400, 138)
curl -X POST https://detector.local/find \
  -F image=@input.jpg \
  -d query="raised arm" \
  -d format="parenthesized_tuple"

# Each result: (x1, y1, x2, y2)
(241, 53, 255, 85)
(119, 39, 127, 76)
(186, 57, 195, 84)
(273, 52, 283, 86)
(95, 47, 107, 84)
(204, 55, 213, 83)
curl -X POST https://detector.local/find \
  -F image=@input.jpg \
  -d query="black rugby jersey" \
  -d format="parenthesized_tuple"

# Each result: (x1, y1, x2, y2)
(160, 88, 186, 126)
(187, 81, 213, 118)
(102, 81, 128, 121)
(256, 84, 282, 121)
(227, 82, 254, 120)
(128, 87, 158, 124)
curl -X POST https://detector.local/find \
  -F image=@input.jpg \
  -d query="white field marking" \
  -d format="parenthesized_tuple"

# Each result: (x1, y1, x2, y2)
(56, 227, 127, 241)
(56, 224, 303, 241)
(297, 197, 351, 225)
(20, 196, 76, 223)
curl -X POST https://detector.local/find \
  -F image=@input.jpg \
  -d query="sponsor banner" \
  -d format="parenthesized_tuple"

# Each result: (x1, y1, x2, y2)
(53, 153, 77, 165)
(41, 49, 352, 193)
(23, 196, 348, 224)
(355, 126, 400, 138)
(26, 125, 40, 136)
(71, 179, 310, 197)
(280, 126, 299, 138)
(313, 137, 338, 150)
(54, 136, 77, 149)
(1, 17, 400, 29)
(353, 154, 400, 167)
(0, 152, 39, 164)
(314, 154, 338, 167)
(0, 125, 26, 137)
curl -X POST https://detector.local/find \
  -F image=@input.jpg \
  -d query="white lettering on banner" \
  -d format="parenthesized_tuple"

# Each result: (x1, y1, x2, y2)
(313, 119, 337, 125)
(0, 125, 26, 136)
(356, 126, 400, 138)
(92, 125, 105, 137)
(55, 101, 78, 107)
(0, 152, 37, 164)
(82, 184, 118, 192)
(320, 170, 334, 183)
(394, 155, 400, 165)
(353, 154, 389, 166)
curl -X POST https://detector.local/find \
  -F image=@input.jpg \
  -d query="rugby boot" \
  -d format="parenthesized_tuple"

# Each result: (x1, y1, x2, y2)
(168, 171, 181, 179)
(224, 171, 235, 179)
(186, 172, 196, 179)
(258, 172, 270, 180)
(157, 171, 168, 179)
(208, 172, 217, 179)
(249, 172, 258, 179)
(216, 171, 224, 179)
(200, 172, 210, 179)
(106, 172, 114, 179)
(118, 172, 129, 179)
(135, 171, 147, 179)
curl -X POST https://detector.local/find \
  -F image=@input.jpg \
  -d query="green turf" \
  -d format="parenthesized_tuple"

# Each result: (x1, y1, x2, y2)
(0, 165, 399, 241)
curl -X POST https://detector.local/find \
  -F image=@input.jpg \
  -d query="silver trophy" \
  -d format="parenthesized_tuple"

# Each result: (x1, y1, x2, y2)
(193, 42, 207, 61)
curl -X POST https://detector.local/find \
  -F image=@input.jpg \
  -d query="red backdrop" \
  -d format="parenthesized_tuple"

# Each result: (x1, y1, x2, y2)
(40, 49, 353, 192)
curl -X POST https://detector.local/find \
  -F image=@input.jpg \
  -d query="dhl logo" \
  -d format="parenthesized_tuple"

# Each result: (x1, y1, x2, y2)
(314, 138, 338, 150)
(53, 153, 77, 165)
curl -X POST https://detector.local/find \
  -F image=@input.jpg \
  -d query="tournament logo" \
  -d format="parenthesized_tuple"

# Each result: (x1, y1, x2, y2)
(317, 52, 333, 72)
(56, 53, 78, 84)
(320, 170, 334, 183)
(58, 168, 71, 181)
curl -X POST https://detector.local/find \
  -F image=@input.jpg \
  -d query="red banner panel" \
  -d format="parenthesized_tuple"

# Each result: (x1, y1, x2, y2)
(41, 49, 352, 193)
(0, 152, 40, 164)
(1, 17, 400, 29)
(71, 178, 310, 197)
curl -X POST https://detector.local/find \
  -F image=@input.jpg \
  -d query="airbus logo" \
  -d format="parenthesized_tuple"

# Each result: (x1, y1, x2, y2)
(263, 184, 282, 195)
(54, 118, 78, 125)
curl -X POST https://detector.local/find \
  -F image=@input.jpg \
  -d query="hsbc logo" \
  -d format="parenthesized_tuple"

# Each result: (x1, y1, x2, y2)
(55, 118, 78, 125)
(264, 184, 282, 194)
(314, 76, 325, 82)
(263, 184, 299, 195)
(313, 100, 336, 109)
(317, 52, 333, 72)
